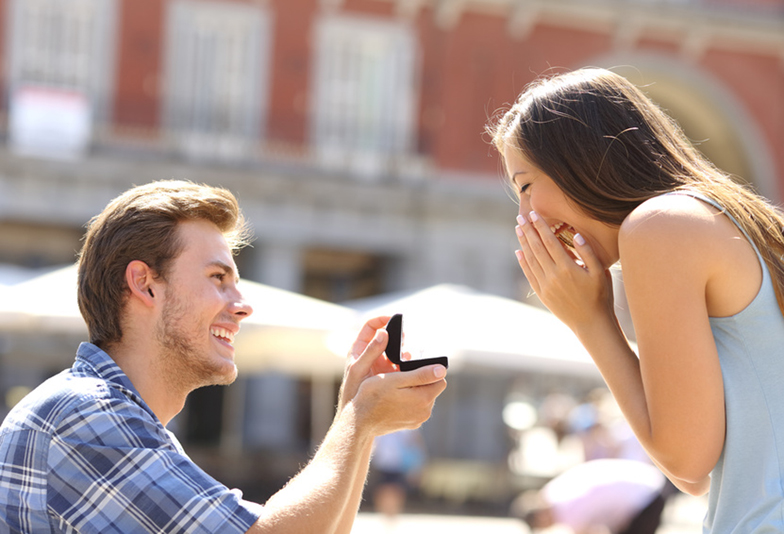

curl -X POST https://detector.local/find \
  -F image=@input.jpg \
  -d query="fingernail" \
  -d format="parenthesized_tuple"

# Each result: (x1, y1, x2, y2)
(516, 215, 526, 226)
(574, 233, 585, 246)
(515, 226, 523, 237)
(434, 365, 446, 378)
(529, 211, 539, 222)
(515, 250, 523, 261)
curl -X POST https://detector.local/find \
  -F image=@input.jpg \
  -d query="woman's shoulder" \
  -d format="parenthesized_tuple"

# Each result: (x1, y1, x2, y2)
(620, 192, 763, 318)
(619, 193, 723, 249)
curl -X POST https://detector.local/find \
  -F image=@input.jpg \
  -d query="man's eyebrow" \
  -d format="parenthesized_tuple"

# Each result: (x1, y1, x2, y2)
(208, 261, 239, 283)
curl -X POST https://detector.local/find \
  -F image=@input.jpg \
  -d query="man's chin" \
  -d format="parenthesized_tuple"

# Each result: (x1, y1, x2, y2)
(207, 361, 238, 387)
(186, 358, 238, 390)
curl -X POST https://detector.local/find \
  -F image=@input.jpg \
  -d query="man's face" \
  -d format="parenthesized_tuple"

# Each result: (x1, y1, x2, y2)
(154, 219, 253, 390)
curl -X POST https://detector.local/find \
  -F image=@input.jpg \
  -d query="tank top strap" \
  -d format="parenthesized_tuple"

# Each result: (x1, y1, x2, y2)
(661, 190, 763, 260)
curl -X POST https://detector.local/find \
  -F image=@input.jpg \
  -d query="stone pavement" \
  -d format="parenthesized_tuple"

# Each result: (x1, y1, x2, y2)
(352, 493, 708, 534)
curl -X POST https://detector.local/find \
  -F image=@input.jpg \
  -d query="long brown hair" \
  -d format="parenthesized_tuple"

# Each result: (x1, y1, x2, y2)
(489, 68, 784, 314)
(77, 180, 252, 349)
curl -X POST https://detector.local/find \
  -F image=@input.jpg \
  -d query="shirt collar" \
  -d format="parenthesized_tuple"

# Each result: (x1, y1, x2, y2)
(74, 342, 159, 422)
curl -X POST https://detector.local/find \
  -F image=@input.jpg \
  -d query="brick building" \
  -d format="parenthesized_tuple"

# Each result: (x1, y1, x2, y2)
(0, 0, 782, 504)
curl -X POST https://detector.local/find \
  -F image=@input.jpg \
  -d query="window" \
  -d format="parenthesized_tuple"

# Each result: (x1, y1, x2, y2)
(302, 248, 387, 303)
(164, 0, 271, 161)
(7, 0, 117, 157)
(311, 15, 418, 177)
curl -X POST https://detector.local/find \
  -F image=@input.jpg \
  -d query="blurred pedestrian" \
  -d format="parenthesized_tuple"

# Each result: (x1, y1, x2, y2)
(489, 67, 784, 531)
(511, 459, 668, 534)
(371, 428, 427, 520)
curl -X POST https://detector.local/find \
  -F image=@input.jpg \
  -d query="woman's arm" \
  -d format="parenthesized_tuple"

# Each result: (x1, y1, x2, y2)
(516, 200, 726, 489)
(615, 201, 725, 484)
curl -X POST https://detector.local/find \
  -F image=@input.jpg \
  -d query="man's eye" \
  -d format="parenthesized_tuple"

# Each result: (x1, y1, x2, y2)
(212, 273, 225, 282)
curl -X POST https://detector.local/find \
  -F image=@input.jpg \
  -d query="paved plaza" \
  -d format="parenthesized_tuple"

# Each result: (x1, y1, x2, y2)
(352, 493, 707, 534)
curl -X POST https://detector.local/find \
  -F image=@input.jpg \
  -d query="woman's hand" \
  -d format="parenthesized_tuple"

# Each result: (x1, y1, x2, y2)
(514, 211, 615, 332)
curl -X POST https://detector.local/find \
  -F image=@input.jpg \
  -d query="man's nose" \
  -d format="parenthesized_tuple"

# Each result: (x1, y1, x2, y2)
(230, 290, 253, 320)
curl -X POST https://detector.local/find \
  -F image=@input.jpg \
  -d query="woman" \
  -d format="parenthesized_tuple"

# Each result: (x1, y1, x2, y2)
(489, 68, 784, 532)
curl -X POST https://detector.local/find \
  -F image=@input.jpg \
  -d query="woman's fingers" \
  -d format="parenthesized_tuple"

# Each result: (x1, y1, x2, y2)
(515, 212, 566, 285)
(515, 212, 600, 298)
(515, 219, 545, 285)
(515, 248, 540, 294)
(573, 232, 603, 275)
(525, 211, 577, 267)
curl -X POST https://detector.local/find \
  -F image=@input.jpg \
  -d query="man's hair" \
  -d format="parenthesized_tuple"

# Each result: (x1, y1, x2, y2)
(77, 180, 251, 349)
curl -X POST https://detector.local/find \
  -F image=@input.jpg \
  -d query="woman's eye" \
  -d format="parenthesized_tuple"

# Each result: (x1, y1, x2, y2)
(519, 183, 531, 194)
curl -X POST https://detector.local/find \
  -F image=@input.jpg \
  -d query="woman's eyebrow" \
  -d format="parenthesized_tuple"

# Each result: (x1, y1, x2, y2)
(511, 170, 527, 183)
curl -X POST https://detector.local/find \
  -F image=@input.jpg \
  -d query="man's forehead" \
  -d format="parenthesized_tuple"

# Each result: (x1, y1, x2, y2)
(175, 220, 237, 266)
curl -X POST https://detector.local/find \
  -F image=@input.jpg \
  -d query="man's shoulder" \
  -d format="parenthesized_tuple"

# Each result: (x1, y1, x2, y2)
(1, 367, 144, 439)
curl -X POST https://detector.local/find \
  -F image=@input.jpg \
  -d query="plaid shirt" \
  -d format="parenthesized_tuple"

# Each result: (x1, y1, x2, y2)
(0, 343, 260, 533)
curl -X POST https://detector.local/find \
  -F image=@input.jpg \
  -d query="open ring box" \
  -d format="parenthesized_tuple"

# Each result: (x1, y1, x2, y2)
(385, 313, 449, 371)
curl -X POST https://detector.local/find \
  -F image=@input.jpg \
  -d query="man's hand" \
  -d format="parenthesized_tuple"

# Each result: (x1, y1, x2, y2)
(337, 316, 447, 435)
(249, 316, 447, 534)
(337, 316, 395, 412)
(350, 362, 447, 437)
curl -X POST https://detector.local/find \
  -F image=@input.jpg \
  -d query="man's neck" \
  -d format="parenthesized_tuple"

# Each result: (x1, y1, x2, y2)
(108, 341, 188, 427)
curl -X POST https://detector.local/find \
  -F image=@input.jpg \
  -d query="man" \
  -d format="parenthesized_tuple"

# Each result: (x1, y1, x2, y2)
(0, 181, 447, 533)
(511, 459, 669, 534)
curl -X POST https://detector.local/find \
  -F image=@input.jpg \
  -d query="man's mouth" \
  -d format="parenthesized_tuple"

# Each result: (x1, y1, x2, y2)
(211, 327, 235, 345)
(550, 222, 577, 248)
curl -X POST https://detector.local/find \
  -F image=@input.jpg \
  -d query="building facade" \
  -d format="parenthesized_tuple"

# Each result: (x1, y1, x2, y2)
(2, 0, 781, 298)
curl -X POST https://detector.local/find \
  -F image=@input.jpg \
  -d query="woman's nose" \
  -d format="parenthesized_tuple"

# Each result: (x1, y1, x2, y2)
(518, 197, 531, 219)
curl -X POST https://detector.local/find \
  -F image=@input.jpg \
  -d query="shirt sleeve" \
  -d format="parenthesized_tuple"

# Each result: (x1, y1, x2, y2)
(46, 394, 260, 534)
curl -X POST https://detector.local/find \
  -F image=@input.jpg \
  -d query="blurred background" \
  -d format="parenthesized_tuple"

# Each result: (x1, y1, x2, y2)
(0, 0, 782, 531)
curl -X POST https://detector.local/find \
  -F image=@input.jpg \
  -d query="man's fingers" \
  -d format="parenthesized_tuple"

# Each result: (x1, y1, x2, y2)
(394, 364, 447, 387)
(351, 328, 388, 376)
(348, 316, 391, 360)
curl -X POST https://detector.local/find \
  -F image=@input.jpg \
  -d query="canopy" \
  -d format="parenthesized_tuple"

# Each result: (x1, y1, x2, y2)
(343, 284, 602, 377)
(233, 281, 355, 376)
(0, 263, 84, 333)
(0, 264, 353, 377)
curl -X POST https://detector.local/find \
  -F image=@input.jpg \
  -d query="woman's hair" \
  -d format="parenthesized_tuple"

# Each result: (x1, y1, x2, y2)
(488, 67, 784, 314)
(77, 180, 252, 349)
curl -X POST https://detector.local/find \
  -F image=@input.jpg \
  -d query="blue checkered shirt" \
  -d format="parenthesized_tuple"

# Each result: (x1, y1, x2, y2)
(0, 343, 260, 533)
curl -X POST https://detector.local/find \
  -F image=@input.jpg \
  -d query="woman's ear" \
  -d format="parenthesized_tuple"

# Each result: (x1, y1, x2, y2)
(126, 260, 157, 307)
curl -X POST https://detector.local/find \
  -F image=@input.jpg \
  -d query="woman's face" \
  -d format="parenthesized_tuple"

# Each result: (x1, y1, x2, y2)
(503, 141, 620, 269)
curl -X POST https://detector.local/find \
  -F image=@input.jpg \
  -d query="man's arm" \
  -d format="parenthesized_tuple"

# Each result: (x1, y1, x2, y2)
(247, 317, 448, 534)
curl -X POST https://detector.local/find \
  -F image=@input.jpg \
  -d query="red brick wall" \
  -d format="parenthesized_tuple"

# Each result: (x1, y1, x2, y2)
(266, 0, 319, 147)
(430, 16, 611, 175)
(428, 12, 515, 174)
(113, 0, 164, 130)
(101, 0, 783, 192)
(0, 0, 7, 111)
(417, 9, 781, 190)
(342, 0, 394, 17)
(701, 49, 784, 191)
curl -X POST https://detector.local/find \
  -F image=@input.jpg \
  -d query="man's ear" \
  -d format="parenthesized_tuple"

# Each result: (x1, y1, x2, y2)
(126, 260, 157, 307)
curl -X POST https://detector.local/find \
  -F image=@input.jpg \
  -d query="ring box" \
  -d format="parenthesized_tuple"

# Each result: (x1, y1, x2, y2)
(385, 314, 449, 371)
